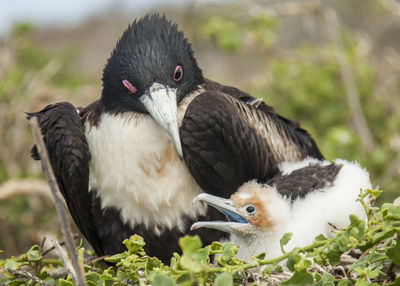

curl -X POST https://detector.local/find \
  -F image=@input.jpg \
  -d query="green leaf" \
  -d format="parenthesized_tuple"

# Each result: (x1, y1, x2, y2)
(192, 247, 210, 264)
(275, 265, 283, 272)
(382, 203, 400, 220)
(387, 241, 400, 266)
(123, 235, 146, 254)
(4, 259, 19, 270)
(215, 272, 233, 286)
(326, 242, 343, 266)
(355, 279, 379, 286)
(116, 268, 127, 281)
(349, 214, 362, 227)
(8, 281, 25, 286)
(254, 252, 266, 260)
(314, 234, 328, 242)
(85, 272, 101, 282)
(366, 189, 383, 198)
(313, 272, 335, 286)
(280, 233, 293, 253)
(179, 235, 202, 256)
(286, 248, 301, 271)
(152, 273, 175, 286)
(145, 257, 162, 274)
(337, 280, 353, 286)
(26, 245, 42, 262)
(221, 243, 236, 262)
(294, 258, 312, 272)
(211, 241, 223, 251)
(348, 256, 368, 274)
(281, 270, 314, 285)
(262, 265, 274, 276)
(314, 272, 322, 282)
(372, 229, 394, 245)
(59, 279, 74, 286)
(104, 253, 125, 263)
(178, 236, 209, 272)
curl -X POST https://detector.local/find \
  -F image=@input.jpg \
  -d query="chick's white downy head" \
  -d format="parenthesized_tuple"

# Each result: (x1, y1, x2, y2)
(230, 181, 290, 233)
(191, 181, 291, 260)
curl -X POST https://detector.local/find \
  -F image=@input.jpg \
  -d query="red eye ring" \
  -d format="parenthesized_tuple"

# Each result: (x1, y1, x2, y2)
(122, 79, 137, 94)
(173, 65, 183, 82)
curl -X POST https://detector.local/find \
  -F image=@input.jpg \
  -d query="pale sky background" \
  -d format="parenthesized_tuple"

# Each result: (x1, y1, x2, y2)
(0, 0, 214, 37)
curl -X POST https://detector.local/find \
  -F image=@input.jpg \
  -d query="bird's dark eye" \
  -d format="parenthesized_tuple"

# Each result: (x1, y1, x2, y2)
(173, 65, 183, 82)
(244, 204, 257, 215)
(122, 79, 137, 94)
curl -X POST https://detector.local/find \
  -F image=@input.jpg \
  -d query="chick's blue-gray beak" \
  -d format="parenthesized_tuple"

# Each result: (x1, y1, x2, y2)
(190, 193, 249, 233)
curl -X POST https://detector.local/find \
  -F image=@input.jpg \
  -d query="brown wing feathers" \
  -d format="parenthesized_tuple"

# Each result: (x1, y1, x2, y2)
(180, 90, 322, 198)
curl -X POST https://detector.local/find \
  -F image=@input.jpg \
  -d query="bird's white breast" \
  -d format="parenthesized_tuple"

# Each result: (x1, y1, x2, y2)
(85, 106, 205, 232)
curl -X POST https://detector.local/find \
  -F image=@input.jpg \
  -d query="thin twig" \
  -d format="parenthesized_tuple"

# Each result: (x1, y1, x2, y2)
(87, 255, 110, 266)
(51, 240, 76, 281)
(328, 222, 339, 230)
(39, 237, 46, 253)
(0, 179, 51, 201)
(48, 267, 69, 279)
(42, 234, 80, 256)
(322, 7, 376, 153)
(35, 237, 47, 277)
(28, 117, 86, 286)
(6, 268, 51, 286)
(376, 0, 400, 17)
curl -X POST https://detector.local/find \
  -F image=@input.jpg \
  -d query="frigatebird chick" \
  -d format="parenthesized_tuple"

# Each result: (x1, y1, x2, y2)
(191, 158, 371, 261)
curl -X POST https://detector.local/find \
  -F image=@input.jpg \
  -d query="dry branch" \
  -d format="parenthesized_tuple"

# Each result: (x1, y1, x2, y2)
(376, 0, 400, 17)
(51, 240, 77, 281)
(6, 268, 51, 286)
(48, 267, 69, 279)
(323, 7, 377, 153)
(28, 117, 86, 286)
(42, 234, 80, 256)
(0, 179, 51, 201)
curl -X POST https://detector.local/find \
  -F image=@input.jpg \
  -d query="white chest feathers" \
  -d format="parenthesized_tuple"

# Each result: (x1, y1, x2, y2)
(85, 113, 206, 232)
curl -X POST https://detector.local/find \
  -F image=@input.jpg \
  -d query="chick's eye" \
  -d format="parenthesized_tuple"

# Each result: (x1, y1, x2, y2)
(122, 79, 137, 94)
(173, 65, 183, 82)
(244, 204, 257, 215)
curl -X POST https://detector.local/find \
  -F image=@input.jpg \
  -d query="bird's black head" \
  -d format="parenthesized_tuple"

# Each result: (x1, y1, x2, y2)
(101, 14, 204, 157)
(101, 14, 204, 114)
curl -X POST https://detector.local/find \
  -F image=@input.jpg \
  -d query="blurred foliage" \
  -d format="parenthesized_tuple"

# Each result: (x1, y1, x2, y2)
(1, 189, 400, 284)
(196, 3, 400, 204)
(201, 12, 277, 51)
(0, 23, 92, 259)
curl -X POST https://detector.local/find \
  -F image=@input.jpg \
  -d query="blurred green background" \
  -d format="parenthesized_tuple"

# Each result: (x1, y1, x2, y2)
(0, 0, 399, 258)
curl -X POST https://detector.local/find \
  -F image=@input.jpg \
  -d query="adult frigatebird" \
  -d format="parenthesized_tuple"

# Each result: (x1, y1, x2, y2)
(28, 14, 323, 263)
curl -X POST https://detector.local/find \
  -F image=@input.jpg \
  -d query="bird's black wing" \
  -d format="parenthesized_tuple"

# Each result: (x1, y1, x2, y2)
(268, 162, 343, 201)
(27, 102, 103, 254)
(204, 78, 323, 159)
(181, 91, 322, 198)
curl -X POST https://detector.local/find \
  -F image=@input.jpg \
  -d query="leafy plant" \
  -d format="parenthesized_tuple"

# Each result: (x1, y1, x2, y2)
(1, 189, 399, 285)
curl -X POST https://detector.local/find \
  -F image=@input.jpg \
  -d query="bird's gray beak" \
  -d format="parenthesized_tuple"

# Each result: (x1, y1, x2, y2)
(191, 221, 245, 233)
(190, 193, 249, 233)
(140, 82, 183, 159)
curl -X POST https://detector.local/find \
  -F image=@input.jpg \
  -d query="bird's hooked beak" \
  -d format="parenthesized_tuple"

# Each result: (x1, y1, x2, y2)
(190, 193, 249, 234)
(140, 82, 183, 159)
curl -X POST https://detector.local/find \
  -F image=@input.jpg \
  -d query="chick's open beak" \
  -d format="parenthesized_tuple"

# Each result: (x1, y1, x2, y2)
(190, 193, 249, 233)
